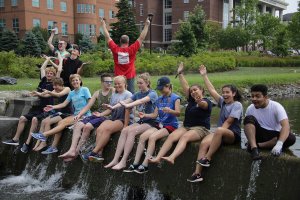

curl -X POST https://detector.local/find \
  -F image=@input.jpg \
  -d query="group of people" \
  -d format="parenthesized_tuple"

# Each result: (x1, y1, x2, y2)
(2, 17, 296, 183)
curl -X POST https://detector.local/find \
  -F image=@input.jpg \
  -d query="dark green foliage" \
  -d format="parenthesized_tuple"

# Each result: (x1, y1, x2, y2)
(32, 26, 49, 41)
(17, 31, 41, 56)
(236, 56, 300, 67)
(271, 26, 289, 57)
(74, 33, 83, 44)
(32, 27, 48, 53)
(0, 28, 18, 52)
(219, 26, 250, 51)
(288, 9, 300, 49)
(110, 0, 139, 45)
(79, 35, 95, 53)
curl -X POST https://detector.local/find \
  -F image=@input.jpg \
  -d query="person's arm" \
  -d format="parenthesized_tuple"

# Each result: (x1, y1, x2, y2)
(195, 98, 209, 110)
(76, 92, 98, 119)
(177, 62, 189, 98)
(162, 99, 181, 117)
(109, 98, 133, 110)
(100, 18, 112, 44)
(137, 18, 150, 44)
(271, 119, 290, 156)
(44, 87, 71, 98)
(221, 117, 235, 129)
(44, 99, 70, 112)
(47, 31, 55, 52)
(199, 65, 221, 103)
(140, 107, 158, 119)
(121, 96, 150, 109)
(40, 57, 51, 79)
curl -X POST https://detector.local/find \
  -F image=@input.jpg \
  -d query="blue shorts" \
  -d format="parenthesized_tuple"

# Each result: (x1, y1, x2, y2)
(81, 115, 107, 128)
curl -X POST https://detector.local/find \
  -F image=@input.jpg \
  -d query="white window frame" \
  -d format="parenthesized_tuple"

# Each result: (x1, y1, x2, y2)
(0, 0, 4, 8)
(183, 11, 189, 21)
(11, 0, 18, 6)
(61, 22, 68, 35)
(183, 0, 189, 3)
(12, 18, 19, 33)
(32, 0, 39, 7)
(47, 20, 54, 30)
(0, 19, 6, 28)
(139, 4, 143, 16)
(60, 1, 67, 12)
(47, 0, 53, 9)
(33, 18, 41, 27)
(109, 10, 114, 19)
(99, 8, 105, 18)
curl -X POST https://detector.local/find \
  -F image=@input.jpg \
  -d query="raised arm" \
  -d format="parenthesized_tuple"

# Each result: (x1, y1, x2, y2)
(40, 56, 51, 79)
(199, 65, 221, 103)
(47, 30, 55, 52)
(100, 18, 112, 44)
(177, 62, 189, 98)
(137, 18, 150, 44)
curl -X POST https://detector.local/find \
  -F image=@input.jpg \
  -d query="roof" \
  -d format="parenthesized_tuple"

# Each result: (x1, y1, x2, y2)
(283, 12, 296, 21)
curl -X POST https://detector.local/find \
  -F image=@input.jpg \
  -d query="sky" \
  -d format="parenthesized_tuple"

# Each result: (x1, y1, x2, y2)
(284, 0, 298, 14)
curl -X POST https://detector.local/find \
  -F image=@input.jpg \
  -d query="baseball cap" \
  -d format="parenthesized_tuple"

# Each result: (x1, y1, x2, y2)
(156, 76, 170, 90)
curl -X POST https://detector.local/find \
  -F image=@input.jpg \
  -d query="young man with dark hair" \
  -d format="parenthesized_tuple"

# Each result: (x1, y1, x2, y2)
(244, 84, 296, 160)
(100, 17, 150, 94)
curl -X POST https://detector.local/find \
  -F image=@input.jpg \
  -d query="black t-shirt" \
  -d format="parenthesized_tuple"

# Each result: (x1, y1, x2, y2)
(183, 95, 212, 129)
(37, 77, 54, 109)
(61, 57, 82, 88)
(53, 93, 73, 114)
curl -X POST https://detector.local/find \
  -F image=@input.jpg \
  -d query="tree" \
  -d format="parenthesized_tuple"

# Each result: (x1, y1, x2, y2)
(32, 27, 47, 53)
(110, 0, 139, 45)
(254, 14, 281, 50)
(288, 5, 300, 49)
(219, 26, 250, 51)
(172, 22, 197, 57)
(206, 21, 222, 50)
(17, 31, 41, 56)
(79, 35, 95, 53)
(188, 5, 208, 49)
(0, 28, 19, 52)
(74, 33, 83, 44)
(272, 25, 289, 57)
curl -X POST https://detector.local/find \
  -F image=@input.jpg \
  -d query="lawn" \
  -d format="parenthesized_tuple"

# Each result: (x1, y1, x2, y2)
(0, 67, 299, 95)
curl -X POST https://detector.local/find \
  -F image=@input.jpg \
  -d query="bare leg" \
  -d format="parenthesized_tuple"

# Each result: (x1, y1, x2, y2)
(112, 124, 151, 170)
(205, 128, 235, 161)
(42, 116, 74, 137)
(75, 123, 94, 154)
(25, 117, 39, 145)
(105, 124, 139, 168)
(59, 121, 85, 158)
(244, 123, 258, 149)
(149, 127, 187, 163)
(12, 116, 28, 141)
(132, 128, 157, 165)
(194, 134, 213, 175)
(51, 132, 62, 148)
(162, 130, 201, 165)
(92, 120, 124, 154)
(142, 129, 169, 166)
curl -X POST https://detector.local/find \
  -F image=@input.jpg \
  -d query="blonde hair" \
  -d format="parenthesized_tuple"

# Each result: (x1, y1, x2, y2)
(138, 72, 151, 88)
(69, 74, 82, 83)
(45, 67, 57, 76)
(114, 75, 127, 91)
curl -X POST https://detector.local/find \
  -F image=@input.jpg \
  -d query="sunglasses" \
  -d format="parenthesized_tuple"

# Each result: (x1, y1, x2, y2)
(103, 81, 113, 84)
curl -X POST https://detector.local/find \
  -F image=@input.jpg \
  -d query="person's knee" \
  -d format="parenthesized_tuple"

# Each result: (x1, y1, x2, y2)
(83, 124, 94, 132)
(214, 128, 225, 137)
(20, 116, 28, 122)
(180, 133, 191, 143)
(244, 115, 257, 126)
(31, 117, 38, 124)
(148, 135, 158, 144)
(283, 133, 296, 148)
(139, 134, 148, 143)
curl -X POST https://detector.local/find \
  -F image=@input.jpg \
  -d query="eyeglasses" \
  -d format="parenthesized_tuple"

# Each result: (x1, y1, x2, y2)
(58, 43, 64, 45)
(137, 82, 144, 84)
(103, 81, 113, 84)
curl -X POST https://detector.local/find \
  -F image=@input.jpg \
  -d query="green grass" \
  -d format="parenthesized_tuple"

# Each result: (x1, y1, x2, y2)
(1, 67, 299, 95)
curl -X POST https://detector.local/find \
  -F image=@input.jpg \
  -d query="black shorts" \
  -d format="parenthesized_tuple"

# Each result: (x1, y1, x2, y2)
(137, 119, 159, 128)
(24, 110, 52, 121)
(244, 115, 296, 148)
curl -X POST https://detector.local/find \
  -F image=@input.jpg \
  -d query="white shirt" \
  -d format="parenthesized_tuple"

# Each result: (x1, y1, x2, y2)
(245, 100, 288, 132)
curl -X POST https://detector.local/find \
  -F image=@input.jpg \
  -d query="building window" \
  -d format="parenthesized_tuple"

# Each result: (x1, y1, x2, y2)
(109, 10, 114, 19)
(0, 19, 6, 28)
(99, 8, 105, 18)
(33, 19, 40, 27)
(0, 0, 4, 8)
(78, 24, 96, 36)
(47, 21, 54, 30)
(11, 0, 18, 6)
(165, 13, 172, 25)
(60, 2, 67, 12)
(77, 4, 95, 14)
(164, 0, 172, 9)
(12, 18, 19, 33)
(47, 0, 53, 9)
(183, 0, 189, 3)
(183, 11, 189, 21)
(61, 22, 68, 35)
(32, 0, 39, 7)
(99, 27, 104, 34)
(140, 4, 143, 16)
(92, 5, 95, 14)
(223, 0, 229, 28)
(164, 28, 172, 42)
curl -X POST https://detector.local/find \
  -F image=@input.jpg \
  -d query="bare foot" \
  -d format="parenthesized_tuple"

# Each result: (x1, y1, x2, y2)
(33, 142, 47, 151)
(58, 150, 76, 159)
(63, 156, 76, 162)
(161, 157, 174, 165)
(111, 162, 126, 170)
(104, 160, 119, 168)
(148, 157, 161, 163)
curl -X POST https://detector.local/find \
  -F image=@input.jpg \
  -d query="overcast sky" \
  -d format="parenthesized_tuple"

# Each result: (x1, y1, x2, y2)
(284, 0, 298, 14)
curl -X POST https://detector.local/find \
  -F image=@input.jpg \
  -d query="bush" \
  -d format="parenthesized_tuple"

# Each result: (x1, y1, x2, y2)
(236, 56, 300, 67)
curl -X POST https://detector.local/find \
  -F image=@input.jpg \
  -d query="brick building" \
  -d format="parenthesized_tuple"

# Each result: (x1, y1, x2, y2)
(131, 0, 288, 49)
(0, 0, 118, 43)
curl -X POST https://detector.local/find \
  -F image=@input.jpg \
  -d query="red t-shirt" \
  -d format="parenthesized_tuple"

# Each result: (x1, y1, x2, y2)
(109, 40, 141, 79)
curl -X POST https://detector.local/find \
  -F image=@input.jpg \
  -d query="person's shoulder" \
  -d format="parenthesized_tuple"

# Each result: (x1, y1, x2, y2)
(233, 101, 243, 107)
(171, 93, 181, 100)
(125, 90, 132, 96)
(81, 87, 90, 92)
(246, 103, 255, 111)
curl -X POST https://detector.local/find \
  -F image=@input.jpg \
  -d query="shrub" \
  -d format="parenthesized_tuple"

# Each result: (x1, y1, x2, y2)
(236, 56, 300, 67)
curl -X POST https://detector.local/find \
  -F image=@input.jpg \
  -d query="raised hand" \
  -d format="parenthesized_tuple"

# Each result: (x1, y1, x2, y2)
(199, 65, 207, 76)
(100, 17, 106, 27)
(44, 105, 54, 112)
(177, 62, 184, 74)
(145, 18, 151, 26)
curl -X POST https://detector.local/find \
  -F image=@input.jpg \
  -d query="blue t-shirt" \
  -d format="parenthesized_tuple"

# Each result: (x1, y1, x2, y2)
(217, 96, 243, 136)
(131, 89, 158, 122)
(66, 87, 91, 116)
(156, 93, 180, 128)
(184, 95, 212, 129)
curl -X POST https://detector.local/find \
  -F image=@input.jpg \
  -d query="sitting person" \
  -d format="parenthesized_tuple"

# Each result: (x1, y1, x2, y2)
(58, 74, 114, 161)
(31, 74, 92, 154)
(187, 65, 243, 183)
(148, 62, 212, 167)
(81, 75, 132, 162)
(125, 76, 181, 173)
(244, 84, 296, 160)
(2, 66, 57, 146)
(19, 77, 71, 153)
(104, 73, 158, 170)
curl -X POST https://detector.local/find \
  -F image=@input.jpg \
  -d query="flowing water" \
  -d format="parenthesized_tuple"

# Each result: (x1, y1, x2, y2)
(0, 98, 299, 199)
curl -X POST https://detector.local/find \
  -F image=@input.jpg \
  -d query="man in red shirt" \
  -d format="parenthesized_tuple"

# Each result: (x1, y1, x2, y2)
(100, 17, 150, 93)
